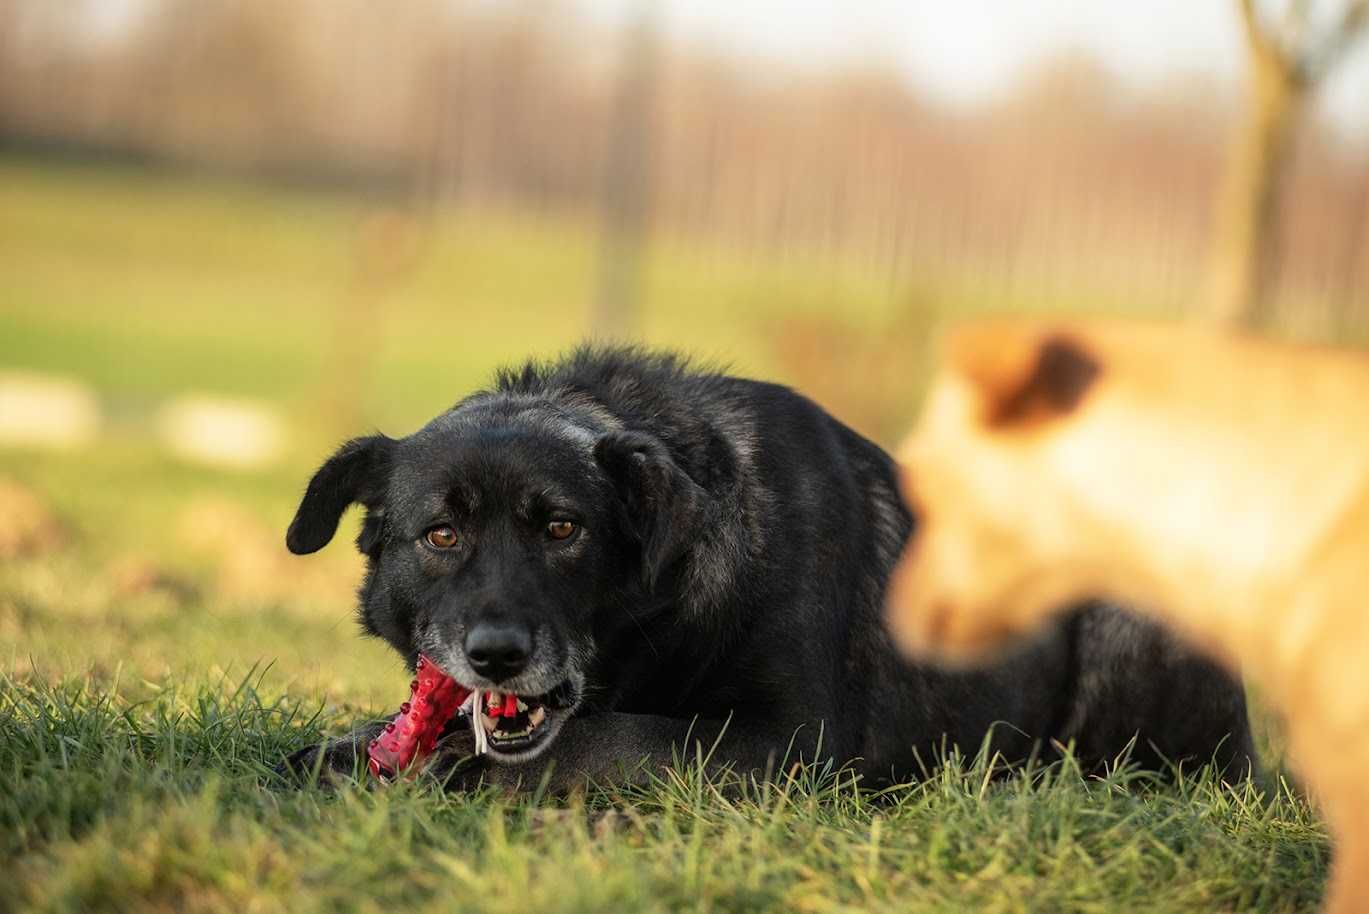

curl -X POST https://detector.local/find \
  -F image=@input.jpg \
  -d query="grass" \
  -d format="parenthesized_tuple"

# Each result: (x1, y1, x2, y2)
(0, 156, 1331, 911)
(2, 673, 1328, 914)
(0, 158, 910, 432)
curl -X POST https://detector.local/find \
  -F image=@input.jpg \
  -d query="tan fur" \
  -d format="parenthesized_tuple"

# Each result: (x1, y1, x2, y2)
(887, 317, 1369, 914)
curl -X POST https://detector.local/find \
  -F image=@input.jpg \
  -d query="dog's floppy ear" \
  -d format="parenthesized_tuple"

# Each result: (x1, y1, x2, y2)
(595, 431, 713, 589)
(948, 325, 1100, 428)
(287, 435, 394, 555)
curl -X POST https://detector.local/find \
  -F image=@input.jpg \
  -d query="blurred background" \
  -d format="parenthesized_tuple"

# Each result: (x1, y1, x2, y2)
(2, 0, 1367, 710)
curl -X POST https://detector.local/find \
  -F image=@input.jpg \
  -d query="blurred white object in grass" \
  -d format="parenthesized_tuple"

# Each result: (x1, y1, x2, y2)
(157, 395, 285, 469)
(0, 371, 101, 448)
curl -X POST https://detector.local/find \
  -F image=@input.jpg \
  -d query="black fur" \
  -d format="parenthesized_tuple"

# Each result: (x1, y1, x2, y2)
(282, 347, 1257, 791)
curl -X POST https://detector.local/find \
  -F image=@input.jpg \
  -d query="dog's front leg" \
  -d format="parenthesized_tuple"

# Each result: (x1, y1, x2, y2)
(276, 719, 389, 784)
(432, 712, 824, 794)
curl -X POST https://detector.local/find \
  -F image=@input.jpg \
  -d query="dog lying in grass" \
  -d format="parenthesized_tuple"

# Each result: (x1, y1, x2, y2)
(281, 345, 1255, 793)
(886, 317, 1368, 914)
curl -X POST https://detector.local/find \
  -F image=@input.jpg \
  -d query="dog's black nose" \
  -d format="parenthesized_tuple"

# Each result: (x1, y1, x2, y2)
(464, 621, 533, 682)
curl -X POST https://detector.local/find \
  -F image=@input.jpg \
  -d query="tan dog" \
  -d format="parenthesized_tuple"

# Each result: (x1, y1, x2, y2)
(886, 317, 1369, 914)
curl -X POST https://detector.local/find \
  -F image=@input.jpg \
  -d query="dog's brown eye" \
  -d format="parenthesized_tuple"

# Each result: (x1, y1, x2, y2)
(547, 520, 578, 541)
(425, 526, 458, 549)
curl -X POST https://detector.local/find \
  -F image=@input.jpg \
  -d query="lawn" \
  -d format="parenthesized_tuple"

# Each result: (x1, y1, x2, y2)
(0, 158, 1328, 912)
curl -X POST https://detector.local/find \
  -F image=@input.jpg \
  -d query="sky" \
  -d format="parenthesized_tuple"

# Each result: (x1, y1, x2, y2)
(579, 0, 1369, 136)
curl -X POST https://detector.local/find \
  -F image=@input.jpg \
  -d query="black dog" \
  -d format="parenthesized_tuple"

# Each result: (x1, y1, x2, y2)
(283, 347, 1256, 791)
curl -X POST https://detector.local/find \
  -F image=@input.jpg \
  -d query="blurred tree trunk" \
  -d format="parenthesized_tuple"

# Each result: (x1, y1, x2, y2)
(322, 211, 423, 436)
(1204, 19, 1305, 328)
(1204, 0, 1369, 330)
(1331, 176, 1369, 334)
(592, 6, 659, 341)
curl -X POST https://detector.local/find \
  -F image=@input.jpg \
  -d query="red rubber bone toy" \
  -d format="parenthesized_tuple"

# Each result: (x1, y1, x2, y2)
(367, 654, 473, 781)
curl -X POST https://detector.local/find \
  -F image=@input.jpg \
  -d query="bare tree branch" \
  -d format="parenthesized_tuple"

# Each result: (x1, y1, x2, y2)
(1206, 0, 1368, 328)
(1309, 0, 1369, 79)
(1283, 0, 1315, 55)
(1238, 0, 1273, 55)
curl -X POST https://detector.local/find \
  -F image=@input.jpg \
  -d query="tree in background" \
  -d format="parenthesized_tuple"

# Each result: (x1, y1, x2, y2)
(1205, 0, 1369, 329)
(592, 5, 660, 341)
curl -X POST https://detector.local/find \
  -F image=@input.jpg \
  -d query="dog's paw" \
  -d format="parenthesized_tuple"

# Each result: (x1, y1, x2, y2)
(274, 740, 365, 786)
(421, 724, 497, 791)
(274, 723, 385, 787)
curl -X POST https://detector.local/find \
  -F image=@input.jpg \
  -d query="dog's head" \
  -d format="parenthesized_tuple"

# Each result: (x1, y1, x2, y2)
(890, 320, 1354, 669)
(286, 397, 712, 762)
(886, 321, 1112, 664)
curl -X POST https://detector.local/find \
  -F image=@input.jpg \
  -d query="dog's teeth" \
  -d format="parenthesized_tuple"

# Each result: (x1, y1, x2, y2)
(516, 698, 528, 712)
(529, 706, 546, 726)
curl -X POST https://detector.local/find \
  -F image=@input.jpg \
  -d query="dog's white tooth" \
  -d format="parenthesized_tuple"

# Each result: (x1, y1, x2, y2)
(516, 698, 528, 712)
(529, 706, 546, 726)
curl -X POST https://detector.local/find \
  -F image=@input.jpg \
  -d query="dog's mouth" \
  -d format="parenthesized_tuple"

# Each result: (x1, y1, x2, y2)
(465, 679, 578, 759)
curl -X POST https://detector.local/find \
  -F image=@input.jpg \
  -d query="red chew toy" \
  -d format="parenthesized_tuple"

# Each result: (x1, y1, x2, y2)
(367, 654, 471, 781)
